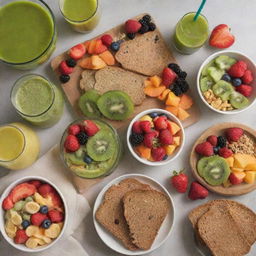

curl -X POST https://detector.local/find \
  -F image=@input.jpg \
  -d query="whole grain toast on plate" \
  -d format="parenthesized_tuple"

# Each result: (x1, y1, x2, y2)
(95, 178, 151, 250)
(122, 189, 170, 250)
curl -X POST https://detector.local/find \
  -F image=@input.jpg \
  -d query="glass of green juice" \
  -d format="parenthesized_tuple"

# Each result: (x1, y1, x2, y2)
(59, 0, 101, 33)
(173, 12, 209, 55)
(0, 0, 57, 70)
(11, 74, 64, 128)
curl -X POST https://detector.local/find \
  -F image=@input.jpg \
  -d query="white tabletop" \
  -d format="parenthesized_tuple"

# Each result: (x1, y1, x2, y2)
(0, 0, 256, 255)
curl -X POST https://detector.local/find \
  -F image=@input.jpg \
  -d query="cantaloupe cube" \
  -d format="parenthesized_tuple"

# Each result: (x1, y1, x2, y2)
(179, 94, 193, 110)
(91, 55, 107, 69)
(164, 145, 176, 156)
(225, 157, 234, 168)
(231, 167, 244, 172)
(177, 108, 190, 121)
(144, 85, 166, 97)
(158, 89, 170, 101)
(233, 153, 256, 169)
(244, 156, 256, 171)
(167, 121, 181, 135)
(165, 92, 181, 107)
(244, 171, 256, 184)
(173, 136, 181, 146)
(150, 75, 162, 87)
(135, 144, 151, 160)
(99, 50, 115, 65)
(88, 40, 97, 55)
(79, 57, 93, 69)
(144, 79, 152, 87)
(165, 106, 179, 116)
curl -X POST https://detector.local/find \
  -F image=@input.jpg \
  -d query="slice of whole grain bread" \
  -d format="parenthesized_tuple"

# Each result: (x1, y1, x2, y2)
(95, 178, 151, 250)
(80, 70, 96, 91)
(123, 189, 170, 250)
(115, 30, 172, 76)
(94, 66, 146, 105)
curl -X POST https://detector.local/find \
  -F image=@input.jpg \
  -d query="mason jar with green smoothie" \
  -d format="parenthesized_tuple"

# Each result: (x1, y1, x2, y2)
(11, 74, 64, 128)
(173, 12, 209, 55)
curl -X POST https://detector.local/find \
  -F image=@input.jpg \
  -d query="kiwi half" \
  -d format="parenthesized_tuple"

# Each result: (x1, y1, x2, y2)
(212, 80, 234, 101)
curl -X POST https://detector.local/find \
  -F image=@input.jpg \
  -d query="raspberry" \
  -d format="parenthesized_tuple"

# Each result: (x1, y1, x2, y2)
(159, 129, 173, 145)
(59, 60, 74, 75)
(31, 213, 48, 226)
(242, 70, 253, 84)
(48, 210, 64, 223)
(218, 147, 233, 158)
(101, 34, 113, 47)
(162, 67, 177, 87)
(130, 133, 144, 146)
(14, 230, 29, 244)
(143, 132, 157, 148)
(83, 120, 100, 136)
(132, 121, 143, 134)
(64, 135, 80, 152)
(151, 147, 166, 161)
(225, 127, 244, 142)
(236, 84, 253, 97)
(207, 135, 218, 146)
(38, 184, 54, 197)
(125, 19, 142, 33)
(140, 121, 152, 133)
(195, 142, 214, 156)
(68, 124, 80, 136)
(228, 61, 247, 78)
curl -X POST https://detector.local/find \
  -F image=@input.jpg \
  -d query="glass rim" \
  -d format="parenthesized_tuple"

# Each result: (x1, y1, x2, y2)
(0, 0, 56, 66)
(0, 124, 26, 163)
(10, 74, 56, 118)
(59, 0, 99, 24)
(180, 11, 208, 23)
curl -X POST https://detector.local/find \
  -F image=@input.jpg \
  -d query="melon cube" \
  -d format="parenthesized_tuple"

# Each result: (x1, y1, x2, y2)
(167, 121, 180, 135)
(233, 153, 256, 169)
(164, 145, 176, 156)
(173, 136, 181, 146)
(244, 171, 256, 184)
(225, 157, 234, 168)
(150, 75, 162, 87)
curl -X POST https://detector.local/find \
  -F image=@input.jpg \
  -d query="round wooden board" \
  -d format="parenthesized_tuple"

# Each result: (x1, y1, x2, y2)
(190, 122, 256, 196)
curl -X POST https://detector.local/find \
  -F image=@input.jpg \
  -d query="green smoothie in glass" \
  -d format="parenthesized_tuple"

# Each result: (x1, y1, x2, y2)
(59, 0, 100, 33)
(173, 12, 209, 55)
(11, 75, 64, 128)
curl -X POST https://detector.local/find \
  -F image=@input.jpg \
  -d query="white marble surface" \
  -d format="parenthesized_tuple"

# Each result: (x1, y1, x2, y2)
(0, 0, 256, 255)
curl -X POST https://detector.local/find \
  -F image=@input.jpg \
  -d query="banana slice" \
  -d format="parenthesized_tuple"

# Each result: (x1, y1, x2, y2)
(10, 211, 22, 226)
(33, 227, 45, 239)
(5, 220, 17, 238)
(24, 202, 40, 214)
(32, 237, 46, 246)
(5, 209, 14, 220)
(42, 236, 52, 244)
(44, 224, 60, 239)
(57, 222, 64, 229)
(34, 192, 53, 208)
(25, 237, 39, 249)
(26, 225, 40, 237)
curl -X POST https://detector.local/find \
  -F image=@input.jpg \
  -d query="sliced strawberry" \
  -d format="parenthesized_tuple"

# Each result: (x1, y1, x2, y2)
(162, 67, 177, 87)
(94, 39, 107, 54)
(69, 43, 86, 60)
(59, 60, 74, 75)
(2, 196, 14, 210)
(38, 184, 54, 198)
(28, 180, 42, 188)
(47, 191, 63, 208)
(31, 213, 48, 226)
(9, 183, 36, 203)
(48, 209, 64, 223)
(14, 230, 29, 244)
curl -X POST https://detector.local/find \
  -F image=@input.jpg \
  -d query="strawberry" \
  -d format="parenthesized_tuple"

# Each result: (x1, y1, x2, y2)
(188, 181, 209, 200)
(69, 43, 86, 60)
(2, 196, 14, 210)
(47, 191, 63, 208)
(28, 180, 42, 188)
(14, 230, 29, 244)
(159, 129, 173, 145)
(38, 184, 54, 198)
(229, 173, 243, 185)
(236, 84, 253, 97)
(218, 147, 233, 158)
(206, 135, 218, 147)
(64, 135, 80, 152)
(101, 34, 113, 47)
(68, 124, 81, 136)
(228, 61, 247, 78)
(140, 121, 152, 133)
(162, 67, 177, 87)
(209, 24, 235, 49)
(31, 213, 48, 226)
(195, 142, 214, 156)
(132, 121, 143, 134)
(83, 120, 99, 136)
(94, 39, 107, 54)
(125, 19, 142, 33)
(48, 210, 64, 223)
(153, 116, 168, 130)
(170, 170, 188, 193)
(225, 127, 244, 142)
(59, 60, 74, 75)
(242, 70, 253, 84)
(151, 147, 166, 161)
(143, 132, 157, 148)
(9, 183, 36, 203)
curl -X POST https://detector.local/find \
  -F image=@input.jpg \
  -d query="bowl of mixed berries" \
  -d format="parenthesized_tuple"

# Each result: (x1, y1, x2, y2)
(0, 176, 67, 252)
(127, 108, 185, 166)
(197, 51, 256, 114)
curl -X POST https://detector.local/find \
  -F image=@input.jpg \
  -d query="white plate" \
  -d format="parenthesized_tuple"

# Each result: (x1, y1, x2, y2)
(93, 174, 175, 255)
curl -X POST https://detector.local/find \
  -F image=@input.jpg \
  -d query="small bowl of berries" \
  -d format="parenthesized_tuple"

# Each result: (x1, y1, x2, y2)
(0, 176, 67, 252)
(127, 108, 185, 166)
(197, 50, 256, 114)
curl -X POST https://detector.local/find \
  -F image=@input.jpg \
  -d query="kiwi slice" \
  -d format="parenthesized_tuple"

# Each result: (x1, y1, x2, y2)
(200, 76, 214, 92)
(212, 80, 234, 101)
(66, 152, 85, 166)
(97, 90, 134, 121)
(86, 129, 116, 161)
(215, 55, 236, 70)
(197, 156, 230, 186)
(79, 89, 101, 118)
(207, 67, 225, 83)
(230, 91, 249, 109)
(201, 59, 216, 77)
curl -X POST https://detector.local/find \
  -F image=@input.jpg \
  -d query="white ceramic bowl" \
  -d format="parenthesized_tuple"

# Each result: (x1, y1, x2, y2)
(0, 176, 68, 253)
(93, 174, 175, 255)
(127, 108, 185, 166)
(197, 50, 256, 114)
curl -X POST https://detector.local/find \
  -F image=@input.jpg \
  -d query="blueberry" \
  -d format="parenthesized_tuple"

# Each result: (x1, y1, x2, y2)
(163, 155, 168, 161)
(213, 146, 220, 154)
(232, 78, 242, 87)
(42, 219, 51, 229)
(110, 42, 120, 52)
(127, 33, 136, 40)
(40, 205, 48, 214)
(21, 220, 30, 229)
(84, 155, 93, 164)
(59, 74, 70, 83)
(149, 112, 158, 118)
(221, 74, 231, 82)
(66, 58, 76, 67)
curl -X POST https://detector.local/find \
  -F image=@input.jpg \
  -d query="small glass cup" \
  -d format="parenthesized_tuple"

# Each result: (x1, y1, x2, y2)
(59, 0, 101, 33)
(173, 12, 209, 55)
(0, 123, 40, 170)
(11, 74, 64, 128)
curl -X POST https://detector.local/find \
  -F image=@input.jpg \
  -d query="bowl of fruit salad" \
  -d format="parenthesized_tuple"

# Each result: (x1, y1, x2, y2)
(60, 119, 122, 179)
(127, 109, 185, 166)
(197, 51, 256, 114)
(190, 123, 256, 195)
(0, 176, 67, 252)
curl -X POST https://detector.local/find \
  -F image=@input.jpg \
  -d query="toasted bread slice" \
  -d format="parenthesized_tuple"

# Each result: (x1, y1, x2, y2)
(123, 189, 170, 250)
(115, 30, 172, 76)
(95, 178, 151, 250)
(80, 70, 96, 91)
(94, 66, 146, 106)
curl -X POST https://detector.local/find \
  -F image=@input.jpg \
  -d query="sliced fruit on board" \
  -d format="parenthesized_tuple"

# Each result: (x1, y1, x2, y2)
(178, 94, 193, 110)
(88, 40, 97, 55)
(177, 108, 190, 121)
(165, 106, 178, 116)
(94, 39, 108, 54)
(150, 75, 162, 88)
(144, 84, 166, 97)
(158, 89, 170, 101)
(99, 50, 115, 66)
(165, 92, 180, 107)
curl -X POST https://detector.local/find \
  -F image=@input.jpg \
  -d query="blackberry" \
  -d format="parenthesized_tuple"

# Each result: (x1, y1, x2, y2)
(217, 136, 227, 148)
(179, 80, 189, 93)
(138, 24, 149, 34)
(139, 19, 147, 26)
(171, 83, 183, 96)
(168, 63, 181, 74)
(66, 58, 76, 67)
(142, 14, 151, 23)
(59, 74, 70, 83)
(178, 71, 187, 79)
(129, 133, 144, 146)
(127, 33, 136, 40)
(76, 132, 88, 145)
(148, 22, 156, 31)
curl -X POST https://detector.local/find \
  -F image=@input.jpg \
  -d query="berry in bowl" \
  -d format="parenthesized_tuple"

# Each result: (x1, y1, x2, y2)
(127, 109, 185, 166)
(60, 119, 122, 179)
(197, 51, 256, 114)
(0, 176, 67, 252)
